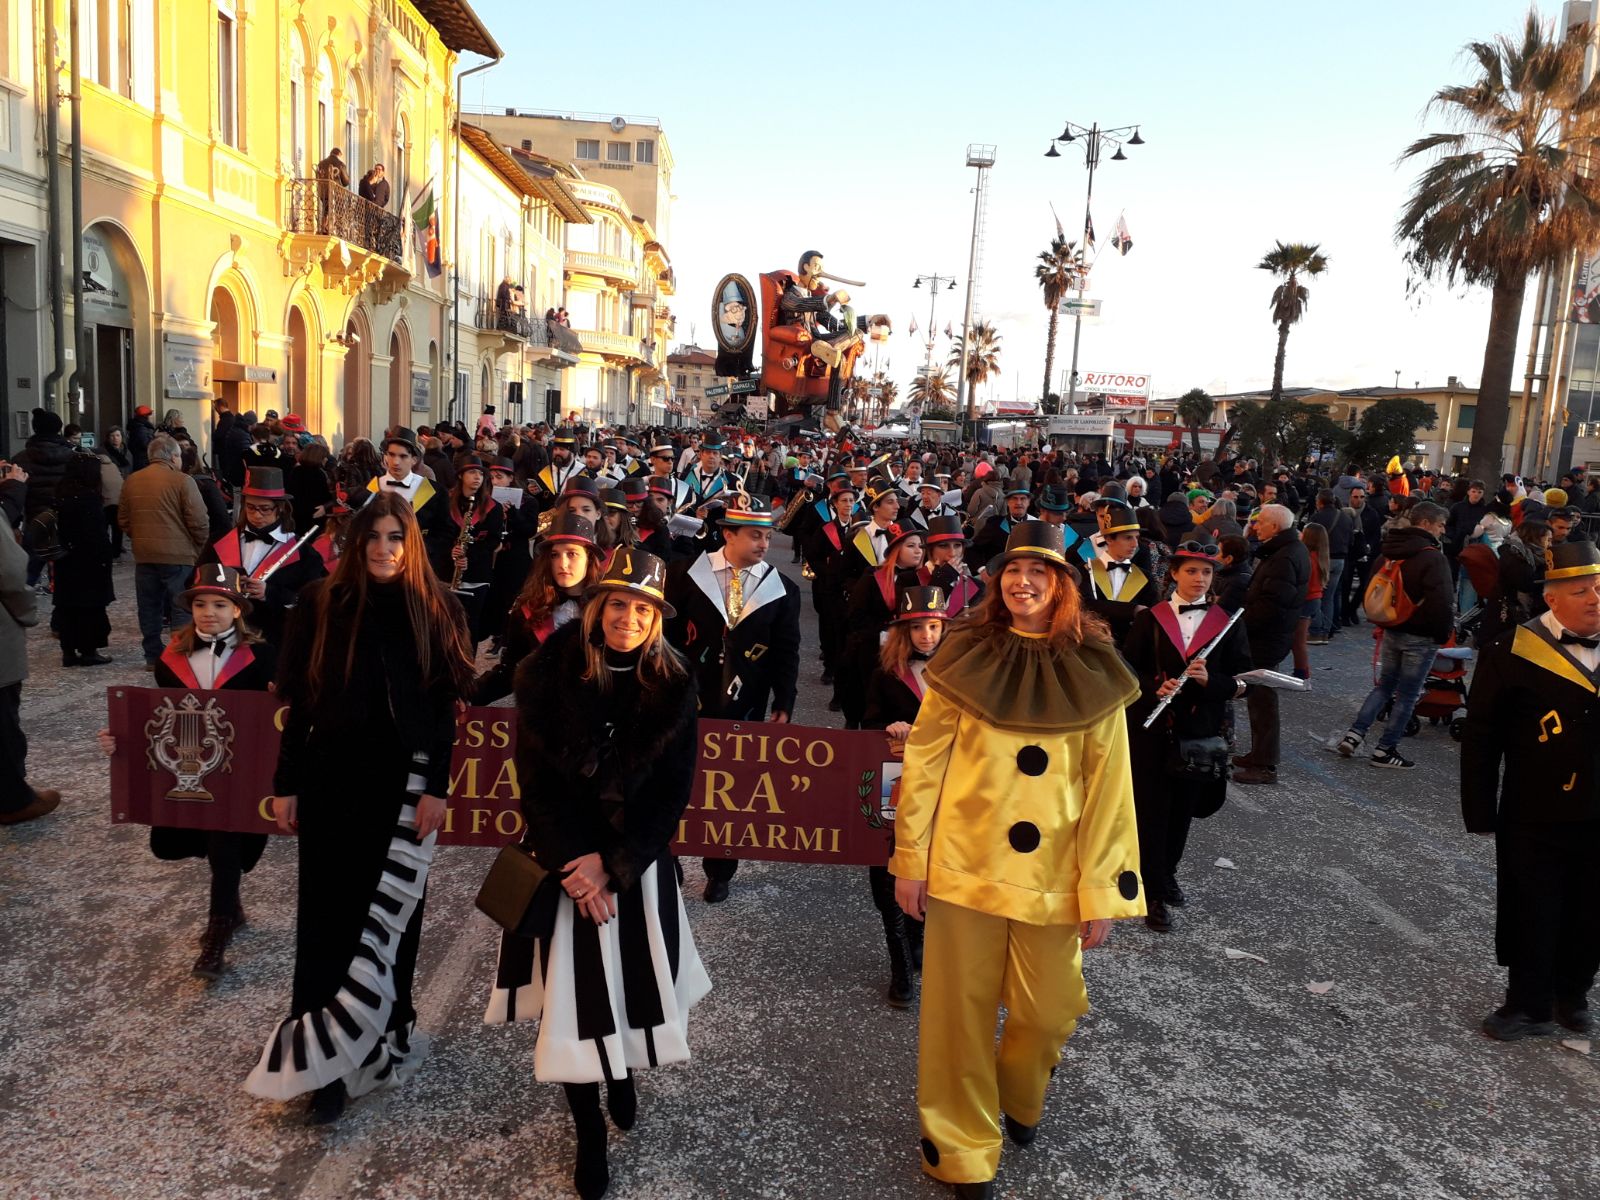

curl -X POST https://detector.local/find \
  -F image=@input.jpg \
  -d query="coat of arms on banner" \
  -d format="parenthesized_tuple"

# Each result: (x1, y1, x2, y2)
(143, 695, 236, 802)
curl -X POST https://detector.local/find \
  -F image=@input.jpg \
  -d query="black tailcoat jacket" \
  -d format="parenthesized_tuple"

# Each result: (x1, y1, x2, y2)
(664, 552, 801, 720)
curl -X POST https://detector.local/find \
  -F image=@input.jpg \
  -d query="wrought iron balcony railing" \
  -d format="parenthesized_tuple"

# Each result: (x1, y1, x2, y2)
(285, 179, 405, 262)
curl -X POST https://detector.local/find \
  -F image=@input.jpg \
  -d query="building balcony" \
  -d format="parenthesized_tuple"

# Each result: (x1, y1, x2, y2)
(565, 250, 640, 287)
(574, 328, 647, 363)
(280, 179, 408, 297)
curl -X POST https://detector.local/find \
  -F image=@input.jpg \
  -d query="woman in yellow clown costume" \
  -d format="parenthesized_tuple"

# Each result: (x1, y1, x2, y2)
(892, 520, 1144, 1199)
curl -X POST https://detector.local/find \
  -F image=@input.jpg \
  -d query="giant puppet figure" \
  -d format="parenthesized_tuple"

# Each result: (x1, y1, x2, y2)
(751, 250, 889, 427)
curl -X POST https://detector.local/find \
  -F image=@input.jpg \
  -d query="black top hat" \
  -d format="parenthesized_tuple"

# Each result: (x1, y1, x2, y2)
(178, 563, 253, 613)
(591, 546, 675, 617)
(1546, 539, 1600, 582)
(699, 433, 727, 452)
(647, 475, 677, 497)
(383, 427, 421, 457)
(1039, 483, 1073, 512)
(242, 466, 287, 500)
(895, 584, 949, 621)
(878, 522, 924, 560)
(561, 476, 601, 502)
(551, 428, 579, 445)
(619, 475, 649, 500)
(865, 480, 900, 509)
(454, 453, 488, 474)
(488, 456, 516, 475)
(925, 515, 965, 544)
(544, 512, 597, 547)
(998, 520, 1070, 568)
(600, 487, 628, 512)
(1096, 499, 1140, 536)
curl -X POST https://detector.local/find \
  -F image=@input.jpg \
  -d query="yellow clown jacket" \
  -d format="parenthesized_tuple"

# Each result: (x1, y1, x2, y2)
(888, 623, 1146, 926)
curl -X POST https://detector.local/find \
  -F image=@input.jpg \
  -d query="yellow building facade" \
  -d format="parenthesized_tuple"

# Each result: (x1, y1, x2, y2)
(51, 0, 498, 457)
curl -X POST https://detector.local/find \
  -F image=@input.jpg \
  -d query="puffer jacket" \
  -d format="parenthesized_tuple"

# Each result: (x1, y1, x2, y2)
(97, 452, 124, 506)
(117, 461, 209, 565)
(1376, 525, 1455, 643)
(1243, 527, 1311, 666)
(12, 433, 73, 517)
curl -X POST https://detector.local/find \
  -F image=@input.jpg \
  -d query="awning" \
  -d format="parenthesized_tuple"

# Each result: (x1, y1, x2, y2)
(1132, 429, 1176, 447)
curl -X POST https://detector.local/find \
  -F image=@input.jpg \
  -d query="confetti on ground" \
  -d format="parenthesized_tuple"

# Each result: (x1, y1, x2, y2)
(1224, 948, 1268, 964)
(1560, 1039, 1592, 1056)
(1215, 858, 1237, 870)
(1306, 981, 1335, 995)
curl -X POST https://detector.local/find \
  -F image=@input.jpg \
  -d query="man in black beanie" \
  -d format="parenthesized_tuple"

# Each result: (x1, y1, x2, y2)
(13, 408, 73, 521)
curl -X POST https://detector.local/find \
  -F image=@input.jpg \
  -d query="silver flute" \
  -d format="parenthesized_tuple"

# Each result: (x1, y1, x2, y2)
(1141, 606, 1245, 730)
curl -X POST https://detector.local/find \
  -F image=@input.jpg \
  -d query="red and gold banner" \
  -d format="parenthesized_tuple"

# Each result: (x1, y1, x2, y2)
(107, 688, 901, 866)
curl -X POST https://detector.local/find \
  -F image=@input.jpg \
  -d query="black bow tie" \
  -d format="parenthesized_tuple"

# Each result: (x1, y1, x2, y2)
(1179, 602, 1210, 614)
(385, 478, 409, 488)
(1108, 560, 1132, 570)
(198, 635, 231, 657)
(1560, 631, 1600, 649)
(243, 527, 277, 544)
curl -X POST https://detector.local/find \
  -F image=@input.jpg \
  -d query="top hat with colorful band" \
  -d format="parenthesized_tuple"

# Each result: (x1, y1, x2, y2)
(242, 466, 287, 499)
(489, 456, 516, 475)
(865, 481, 900, 509)
(998, 520, 1069, 567)
(561, 476, 601, 502)
(1039, 483, 1073, 512)
(545, 513, 597, 547)
(619, 476, 649, 501)
(880, 522, 924, 558)
(551, 428, 579, 445)
(895, 584, 949, 621)
(454, 454, 488, 474)
(925, 515, 966, 544)
(699, 433, 727, 452)
(647, 476, 677, 497)
(600, 488, 628, 512)
(648, 443, 675, 458)
(1005, 488, 1031, 500)
(178, 563, 253, 612)
(719, 499, 775, 529)
(591, 546, 675, 617)
(1096, 499, 1140, 535)
(1546, 539, 1600, 581)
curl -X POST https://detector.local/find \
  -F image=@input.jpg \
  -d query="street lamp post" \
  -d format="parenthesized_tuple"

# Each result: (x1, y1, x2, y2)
(1045, 120, 1142, 412)
(912, 272, 959, 382)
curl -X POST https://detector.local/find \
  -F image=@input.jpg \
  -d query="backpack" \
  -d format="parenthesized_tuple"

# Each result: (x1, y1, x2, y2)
(1363, 556, 1417, 627)
(22, 508, 67, 562)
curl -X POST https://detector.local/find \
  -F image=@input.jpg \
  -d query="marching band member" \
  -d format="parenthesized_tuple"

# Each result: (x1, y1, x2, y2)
(805, 481, 860, 698)
(246, 492, 472, 1125)
(908, 479, 955, 530)
(529, 429, 582, 513)
(198, 466, 324, 645)
(843, 480, 902, 585)
(664, 501, 801, 903)
(841, 525, 929, 729)
(599, 487, 641, 553)
(892, 521, 1144, 1198)
(681, 434, 733, 508)
(1081, 499, 1159, 643)
(862, 584, 948, 1007)
(484, 456, 540, 642)
(925, 515, 983, 615)
(426, 454, 504, 644)
(971, 488, 1034, 563)
(368, 427, 447, 537)
(95, 564, 277, 982)
(486, 547, 710, 1200)
(1121, 540, 1250, 933)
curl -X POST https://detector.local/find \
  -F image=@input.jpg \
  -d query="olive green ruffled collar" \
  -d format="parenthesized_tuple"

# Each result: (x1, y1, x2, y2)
(923, 624, 1139, 734)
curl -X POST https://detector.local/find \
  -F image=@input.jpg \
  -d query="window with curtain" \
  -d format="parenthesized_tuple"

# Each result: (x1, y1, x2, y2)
(289, 42, 306, 174)
(216, 2, 238, 146)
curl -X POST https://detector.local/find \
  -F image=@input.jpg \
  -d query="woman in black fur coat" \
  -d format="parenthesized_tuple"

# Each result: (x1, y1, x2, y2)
(484, 546, 710, 1200)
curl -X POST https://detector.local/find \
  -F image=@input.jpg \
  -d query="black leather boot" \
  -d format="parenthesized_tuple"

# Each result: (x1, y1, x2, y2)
(306, 1081, 346, 1126)
(564, 1082, 609, 1199)
(905, 916, 924, 971)
(192, 915, 230, 981)
(606, 1074, 637, 1131)
(883, 910, 914, 1008)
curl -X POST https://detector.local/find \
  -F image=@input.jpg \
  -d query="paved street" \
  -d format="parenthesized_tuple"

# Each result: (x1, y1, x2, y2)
(3, 540, 1597, 1200)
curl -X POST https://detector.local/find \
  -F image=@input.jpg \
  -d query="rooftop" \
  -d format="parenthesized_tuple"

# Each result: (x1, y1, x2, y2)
(411, 0, 500, 58)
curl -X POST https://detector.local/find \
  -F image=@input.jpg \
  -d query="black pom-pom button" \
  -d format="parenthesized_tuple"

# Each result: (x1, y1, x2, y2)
(1118, 871, 1140, 901)
(920, 1138, 940, 1167)
(1016, 745, 1049, 776)
(1009, 821, 1041, 853)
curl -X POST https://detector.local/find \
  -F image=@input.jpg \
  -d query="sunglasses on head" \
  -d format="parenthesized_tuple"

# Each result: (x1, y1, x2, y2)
(1177, 541, 1219, 557)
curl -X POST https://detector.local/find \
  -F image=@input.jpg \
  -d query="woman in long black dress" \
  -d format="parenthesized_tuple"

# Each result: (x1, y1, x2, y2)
(96, 564, 276, 980)
(485, 546, 710, 1200)
(862, 584, 947, 1007)
(51, 453, 114, 666)
(246, 492, 472, 1124)
(1121, 540, 1251, 933)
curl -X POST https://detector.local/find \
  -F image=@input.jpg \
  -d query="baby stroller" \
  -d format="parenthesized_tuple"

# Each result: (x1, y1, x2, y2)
(1372, 626, 1472, 742)
(1454, 542, 1500, 642)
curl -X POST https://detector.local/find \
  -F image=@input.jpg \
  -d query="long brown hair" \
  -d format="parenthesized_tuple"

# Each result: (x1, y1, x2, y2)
(304, 492, 474, 704)
(605, 506, 640, 549)
(879, 616, 945, 678)
(967, 558, 1107, 647)
(513, 540, 601, 631)
(578, 589, 685, 691)
(1301, 522, 1330, 587)
(171, 611, 263, 655)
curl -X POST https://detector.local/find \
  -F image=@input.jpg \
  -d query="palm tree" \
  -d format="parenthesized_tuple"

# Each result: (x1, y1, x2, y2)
(1176, 387, 1215, 455)
(909, 369, 955, 409)
(949, 321, 1003, 404)
(1397, 12, 1600, 478)
(1258, 241, 1329, 405)
(1034, 236, 1077, 412)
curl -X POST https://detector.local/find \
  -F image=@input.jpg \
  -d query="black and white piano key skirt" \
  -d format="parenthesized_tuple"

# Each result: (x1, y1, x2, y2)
(484, 857, 711, 1084)
(244, 800, 437, 1101)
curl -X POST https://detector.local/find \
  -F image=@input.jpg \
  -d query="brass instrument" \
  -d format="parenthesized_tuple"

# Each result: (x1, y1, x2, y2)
(451, 497, 477, 591)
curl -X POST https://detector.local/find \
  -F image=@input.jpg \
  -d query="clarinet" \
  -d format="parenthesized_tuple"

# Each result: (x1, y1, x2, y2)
(451, 494, 477, 591)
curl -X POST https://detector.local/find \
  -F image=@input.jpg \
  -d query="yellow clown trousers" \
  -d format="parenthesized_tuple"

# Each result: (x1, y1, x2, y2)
(915, 897, 1088, 1184)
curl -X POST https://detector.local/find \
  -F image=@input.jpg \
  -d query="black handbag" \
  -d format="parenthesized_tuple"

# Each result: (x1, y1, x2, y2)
(1169, 735, 1231, 781)
(475, 842, 549, 934)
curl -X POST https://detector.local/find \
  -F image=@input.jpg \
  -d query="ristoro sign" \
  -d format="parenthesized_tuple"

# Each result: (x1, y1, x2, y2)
(1081, 371, 1152, 405)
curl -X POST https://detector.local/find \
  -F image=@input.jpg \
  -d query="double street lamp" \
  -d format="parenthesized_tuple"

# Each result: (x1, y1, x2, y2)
(1045, 120, 1143, 412)
(912, 273, 959, 381)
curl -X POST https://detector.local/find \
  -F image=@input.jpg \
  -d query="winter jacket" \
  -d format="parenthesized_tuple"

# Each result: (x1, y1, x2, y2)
(1444, 498, 1490, 553)
(117, 461, 209, 566)
(96, 452, 125, 506)
(127, 415, 156, 471)
(1308, 504, 1356, 558)
(0, 526, 38, 687)
(1243, 527, 1311, 666)
(1375, 525, 1455, 644)
(12, 433, 74, 517)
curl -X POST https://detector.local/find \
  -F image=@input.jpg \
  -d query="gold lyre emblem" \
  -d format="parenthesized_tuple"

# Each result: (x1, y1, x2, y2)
(144, 694, 236, 802)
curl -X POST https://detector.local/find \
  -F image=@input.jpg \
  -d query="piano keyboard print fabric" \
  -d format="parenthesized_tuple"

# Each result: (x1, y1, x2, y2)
(484, 859, 711, 1084)
(244, 802, 437, 1101)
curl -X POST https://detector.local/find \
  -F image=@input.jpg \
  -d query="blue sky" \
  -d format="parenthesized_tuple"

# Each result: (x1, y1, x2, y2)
(466, 0, 1555, 406)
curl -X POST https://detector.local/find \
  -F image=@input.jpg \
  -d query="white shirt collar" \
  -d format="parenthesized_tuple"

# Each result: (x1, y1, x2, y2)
(383, 471, 419, 490)
(1541, 610, 1600, 670)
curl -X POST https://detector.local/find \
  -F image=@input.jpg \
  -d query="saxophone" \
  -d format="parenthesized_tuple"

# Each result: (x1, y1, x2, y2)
(450, 494, 477, 591)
